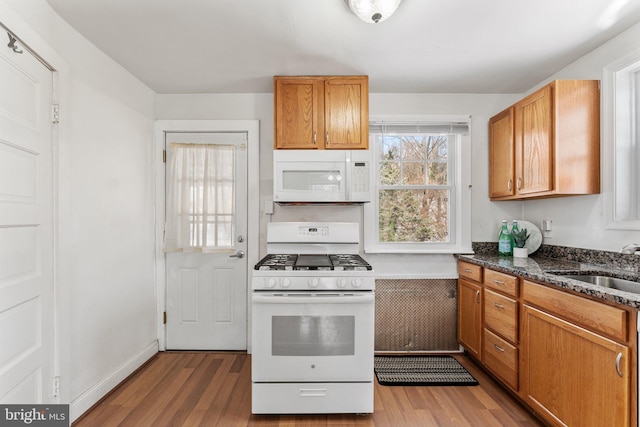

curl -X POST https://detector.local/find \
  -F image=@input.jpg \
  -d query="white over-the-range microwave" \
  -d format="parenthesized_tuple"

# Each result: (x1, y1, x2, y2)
(273, 150, 371, 203)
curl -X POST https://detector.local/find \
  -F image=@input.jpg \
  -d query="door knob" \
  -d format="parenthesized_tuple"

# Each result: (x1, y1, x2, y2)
(229, 250, 245, 259)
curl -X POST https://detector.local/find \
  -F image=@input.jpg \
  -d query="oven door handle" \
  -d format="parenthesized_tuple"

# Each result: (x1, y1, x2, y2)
(252, 293, 374, 304)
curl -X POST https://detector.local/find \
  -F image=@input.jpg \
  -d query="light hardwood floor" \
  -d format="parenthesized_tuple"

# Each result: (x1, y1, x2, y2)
(73, 352, 544, 427)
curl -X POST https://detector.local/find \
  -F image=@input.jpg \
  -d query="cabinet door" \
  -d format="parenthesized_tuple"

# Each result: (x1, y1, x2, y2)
(522, 305, 630, 427)
(458, 279, 482, 360)
(489, 107, 515, 199)
(514, 85, 553, 195)
(324, 77, 368, 149)
(274, 77, 323, 149)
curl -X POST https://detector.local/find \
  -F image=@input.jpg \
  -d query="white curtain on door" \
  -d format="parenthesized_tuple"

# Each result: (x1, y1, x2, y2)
(164, 143, 236, 252)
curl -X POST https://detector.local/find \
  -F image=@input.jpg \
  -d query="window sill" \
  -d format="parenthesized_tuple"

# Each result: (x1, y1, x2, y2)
(364, 246, 473, 255)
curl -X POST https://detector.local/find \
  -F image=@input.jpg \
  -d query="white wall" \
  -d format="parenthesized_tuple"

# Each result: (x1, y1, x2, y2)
(519, 22, 640, 252)
(0, 0, 157, 420)
(156, 92, 521, 277)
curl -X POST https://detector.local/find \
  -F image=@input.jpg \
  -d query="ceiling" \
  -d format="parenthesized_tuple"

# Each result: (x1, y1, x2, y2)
(46, 0, 640, 94)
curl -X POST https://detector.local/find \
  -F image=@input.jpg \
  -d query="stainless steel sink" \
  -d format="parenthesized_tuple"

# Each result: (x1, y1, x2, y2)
(562, 274, 640, 294)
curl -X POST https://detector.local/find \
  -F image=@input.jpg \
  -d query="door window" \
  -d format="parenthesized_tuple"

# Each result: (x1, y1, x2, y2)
(164, 143, 236, 251)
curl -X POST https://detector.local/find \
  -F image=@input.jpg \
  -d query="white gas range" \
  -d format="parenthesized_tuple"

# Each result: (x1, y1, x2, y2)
(251, 222, 375, 414)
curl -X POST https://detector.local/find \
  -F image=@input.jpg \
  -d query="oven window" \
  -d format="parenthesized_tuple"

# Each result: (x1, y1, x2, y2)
(272, 316, 355, 356)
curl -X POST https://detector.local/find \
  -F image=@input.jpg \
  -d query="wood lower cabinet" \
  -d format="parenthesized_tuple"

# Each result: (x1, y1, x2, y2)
(522, 280, 633, 427)
(274, 76, 368, 149)
(458, 278, 482, 360)
(483, 328, 518, 390)
(482, 271, 519, 391)
(489, 79, 600, 200)
(457, 261, 483, 360)
(522, 304, 630, 427)
(457, 260, 637, 426)
(484, 289, 518, 343)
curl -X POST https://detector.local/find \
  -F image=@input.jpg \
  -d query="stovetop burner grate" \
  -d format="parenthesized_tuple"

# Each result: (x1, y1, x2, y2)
(255, 254, 372, 271)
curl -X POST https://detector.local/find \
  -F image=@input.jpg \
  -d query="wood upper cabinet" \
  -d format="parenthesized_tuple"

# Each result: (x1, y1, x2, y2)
(489, 107, 515, 198)
(274, 76, 369, 149)
(521, 280, 632, 427)
(489, 80, 600, 200)
(274, 77, 321, 149)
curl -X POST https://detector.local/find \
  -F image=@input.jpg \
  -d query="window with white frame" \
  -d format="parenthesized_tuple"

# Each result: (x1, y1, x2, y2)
(364, 117, 472, 253)
(603, 50, 640, 230)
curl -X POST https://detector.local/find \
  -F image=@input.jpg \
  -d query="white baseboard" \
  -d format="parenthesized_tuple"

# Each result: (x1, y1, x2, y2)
(70, 340, 159, 422)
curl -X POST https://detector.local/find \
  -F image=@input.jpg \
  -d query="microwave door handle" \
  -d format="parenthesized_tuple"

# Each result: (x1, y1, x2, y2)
(345, 151, 351, 201)
(252, 294, 374, 305)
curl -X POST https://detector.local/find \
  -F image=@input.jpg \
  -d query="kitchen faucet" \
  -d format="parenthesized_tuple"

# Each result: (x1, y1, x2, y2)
(620, 243, 640, 254)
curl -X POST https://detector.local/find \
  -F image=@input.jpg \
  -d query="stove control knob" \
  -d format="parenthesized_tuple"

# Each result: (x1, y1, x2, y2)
(280, 278, 291, 288)
(308, 278, 320, 288)
(337, 278, 348, 288)
(351, 278, 362, 288)
(265, 278, 277, 288)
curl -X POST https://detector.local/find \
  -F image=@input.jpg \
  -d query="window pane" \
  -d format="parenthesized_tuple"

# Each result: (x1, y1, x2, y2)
(401, 137, 426, 161)
(426, 136, 448, 184)
(379, 161, 400, 185)
(427, 161, 448, 185)
(377, 135, 402, 161)
(378, 189, 450, 243)
(401, 162, 425, 185)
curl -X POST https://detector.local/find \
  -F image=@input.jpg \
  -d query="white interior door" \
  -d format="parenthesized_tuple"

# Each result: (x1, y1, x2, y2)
(165, 132, 247, 350)
(0, 31, 55, 402)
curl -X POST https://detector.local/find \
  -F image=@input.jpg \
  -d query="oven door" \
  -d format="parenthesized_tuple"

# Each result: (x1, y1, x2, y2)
(252, 292, 375, 382)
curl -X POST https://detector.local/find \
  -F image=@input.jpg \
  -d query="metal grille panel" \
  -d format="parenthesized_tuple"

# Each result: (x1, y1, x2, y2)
(375, 279, 458, 352)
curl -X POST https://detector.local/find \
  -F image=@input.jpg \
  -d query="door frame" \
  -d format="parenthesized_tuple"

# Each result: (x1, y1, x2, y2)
(0, 3, 71, 405)
(154, 120, 260, 351)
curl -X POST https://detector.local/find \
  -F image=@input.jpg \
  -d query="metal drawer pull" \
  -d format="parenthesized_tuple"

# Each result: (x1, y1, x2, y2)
(313, 131, 317, 144)
(493, 302, 504, 309)
(493, 279, 505, 285)
(517, 177, 522, 190)
(507, 178, 512, 191)
(475, 290, 480, 303)
(615, 353, 623, 377)
(464, 269, 472, 273)
(494, 343, 505, 352)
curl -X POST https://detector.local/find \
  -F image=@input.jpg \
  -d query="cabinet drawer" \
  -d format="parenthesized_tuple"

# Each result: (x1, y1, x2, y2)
(484, 269, 518, 297)
(483, 328, 518, 390)
(522, 280, 628, 342)
(458, 261, 482, 282)
(484, 289, 518, 343)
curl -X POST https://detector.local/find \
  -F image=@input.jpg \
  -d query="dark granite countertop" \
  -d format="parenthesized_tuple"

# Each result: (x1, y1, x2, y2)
(458, 253, 640, 309)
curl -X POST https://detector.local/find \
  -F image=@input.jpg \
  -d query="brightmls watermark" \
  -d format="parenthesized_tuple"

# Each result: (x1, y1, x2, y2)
(0, 405, 69, 426)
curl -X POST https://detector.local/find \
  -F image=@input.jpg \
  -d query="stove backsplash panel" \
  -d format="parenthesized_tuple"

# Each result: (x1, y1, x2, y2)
(375, 279, 459, 352)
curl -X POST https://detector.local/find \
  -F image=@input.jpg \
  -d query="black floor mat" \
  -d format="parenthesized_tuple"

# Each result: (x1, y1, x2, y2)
(374, 355, 479, 386)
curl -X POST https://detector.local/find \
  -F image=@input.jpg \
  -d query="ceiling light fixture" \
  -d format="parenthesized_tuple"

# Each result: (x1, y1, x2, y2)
(344, 0, 403, 24)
